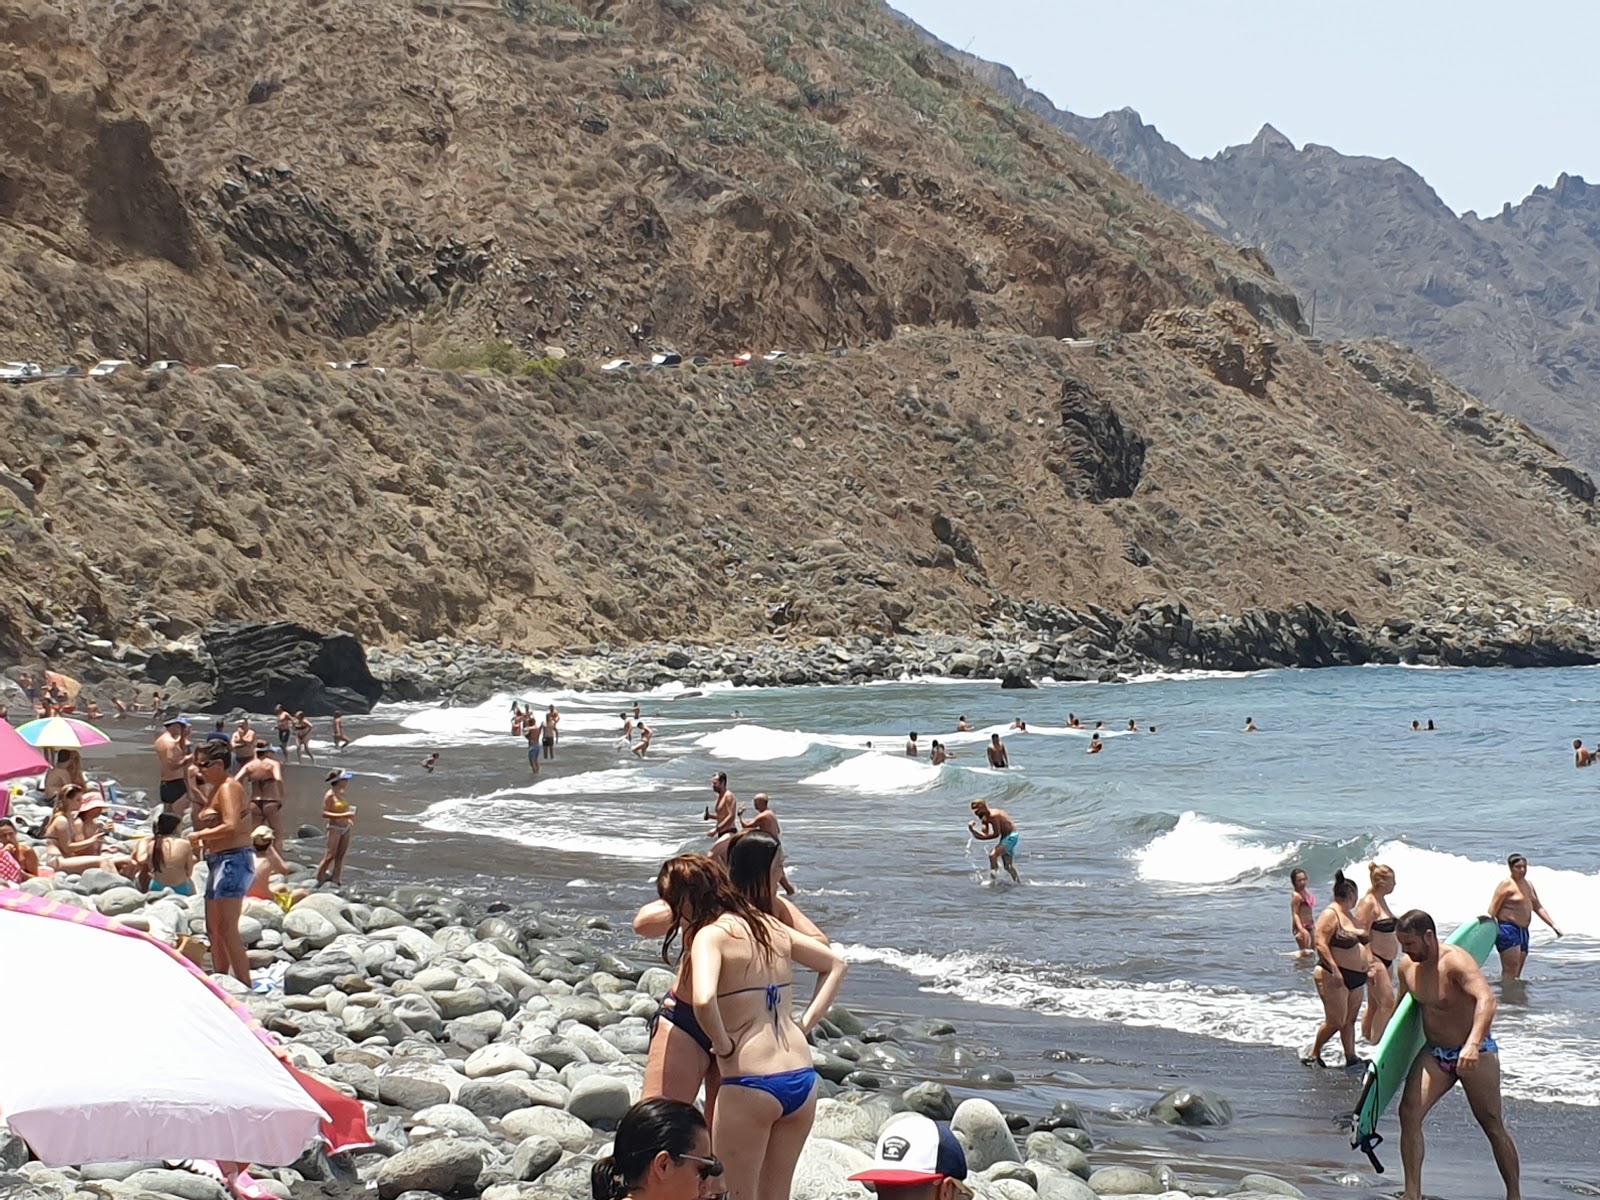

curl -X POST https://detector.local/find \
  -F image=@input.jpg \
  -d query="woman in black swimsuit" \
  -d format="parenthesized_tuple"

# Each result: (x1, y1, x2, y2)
(1356, 862, 1400, 1044)
(1306, 869, 1370, 1068)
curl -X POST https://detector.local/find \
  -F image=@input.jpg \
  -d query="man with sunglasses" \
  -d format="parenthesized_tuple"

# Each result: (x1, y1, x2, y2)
(851, 1113, 971, 1200)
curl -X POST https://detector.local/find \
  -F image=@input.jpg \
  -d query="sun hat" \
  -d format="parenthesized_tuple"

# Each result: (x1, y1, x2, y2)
(850, 1114, 968, 1186)
(78, 794, 109, 814)
(251, 826, 274, 842)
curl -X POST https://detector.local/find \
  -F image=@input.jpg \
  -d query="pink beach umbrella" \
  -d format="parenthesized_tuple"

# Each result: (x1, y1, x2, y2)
(0, 892, 356, 1165)
(13, 716, 112, 750)
(0, 720, 50, 784)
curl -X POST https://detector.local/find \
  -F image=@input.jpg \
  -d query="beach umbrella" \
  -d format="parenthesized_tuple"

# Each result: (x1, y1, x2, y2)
(13, 716, 111, 750)
(0, 892, 364, 1165)
(0, 721, 50, 783)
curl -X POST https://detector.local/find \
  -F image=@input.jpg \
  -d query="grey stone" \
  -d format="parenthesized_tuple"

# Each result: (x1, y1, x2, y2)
(811, 1098, 879, 1145)
(284, 908, 340, 949)
(0, 1130, 28, 1170)
(393, 994, 447, 1039)
(1037, 1172, 1099, 1200)
(75, 868, 123, 895)
(459, 1077, 537, 1120)
(1086, 1166, 1159, 1195)
(1236, 1175, 1306, 1198)
(447, 1011, 506, 1050)
(498, 1106, 595, 1151)
(344, 1002, 408, 1044)
(521, 1035, 586, 1070)
(464, 1044, 538, 1078)
(903, 1081, 957, 1121)
(988, 1180, 1041, 1200)
(95, 886, 147, 916)
(122, 1169, 228, 1200)
(981, 1164, 1038, 1188)
(507, 1135, 563, 1183)
(321, 1062, 381, 1101)
(286, 955, 360, 995)
(565, 1075, 632, 1126)
(1024, 1134, 1090, 1180)
(412, 1103, 490, 1139)
(376, 1140, 487, 1199)
(1150, 1086, 1233, 1128)
(952, 1097, 1022, 1172)
(636, 967, 674, 999)
(560, 1023, 625, 1065)
(378, 1074, 452, 1111)
(791, 1137, 872, 1200)
(434, 987, 497, 1019)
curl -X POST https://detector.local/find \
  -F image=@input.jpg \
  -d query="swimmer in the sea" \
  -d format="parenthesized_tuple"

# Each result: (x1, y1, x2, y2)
(1411, 720, 1421, 732)
(986, 733, 1009, 768)
(1574, 738, 1593, 768)
(931, 740, 948, 766)
(1010, 718, 1027, 731)
(1243, 716, 1259, 733)
(1067, 713, 1082, 729)
(1127, 719, 1140, 732)
(905, 732, 920, 757)
(1087, 733, 1103, 755)
(968, 799, 1021, 883)
(422, 753, 440, 773)
(957, 715, 972, 732)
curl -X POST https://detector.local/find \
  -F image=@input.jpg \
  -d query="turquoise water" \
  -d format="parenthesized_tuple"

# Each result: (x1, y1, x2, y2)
(367, 664, 1599, 1113)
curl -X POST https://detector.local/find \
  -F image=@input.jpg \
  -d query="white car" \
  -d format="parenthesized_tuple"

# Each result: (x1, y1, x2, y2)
(1, 361, 43, 381)
(650, 351, 683, 367)
(762, 350, 789, 362)
(88, 359, 136, 377)
(209, 363, 242, 371)
(144, 359, 187, 373)
(600, 358, 634, 372)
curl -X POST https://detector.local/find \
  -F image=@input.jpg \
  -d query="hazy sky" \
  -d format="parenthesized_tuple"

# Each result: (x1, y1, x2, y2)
(890, 0, 1600, 216)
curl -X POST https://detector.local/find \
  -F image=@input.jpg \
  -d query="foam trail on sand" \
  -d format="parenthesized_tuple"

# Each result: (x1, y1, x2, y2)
(840, 943, 1597, 1107)
(1131, 811, 1298, 886)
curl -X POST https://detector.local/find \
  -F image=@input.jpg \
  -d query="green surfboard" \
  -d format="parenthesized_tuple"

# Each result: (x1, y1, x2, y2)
(1350, 914, 1499, 1171)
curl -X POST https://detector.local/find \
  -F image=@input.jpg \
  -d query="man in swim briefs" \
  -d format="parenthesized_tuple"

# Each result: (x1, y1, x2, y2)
(1394, 909, 1519, 1200)
(1488, 854, 1561, 980)
(740, 793, 794, 893)
(154, 717, 192, 815)
(541, 705, 559, 760)
(706, 772, 737, 862)
(968, 799, 1021, 883)
(986, 733, 1009, 768)
(235, 743, 286, 841)
(231, 717, 259, 763)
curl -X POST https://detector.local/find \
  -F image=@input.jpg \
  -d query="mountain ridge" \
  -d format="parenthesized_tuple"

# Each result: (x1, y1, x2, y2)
(920, 25, 1600, 471)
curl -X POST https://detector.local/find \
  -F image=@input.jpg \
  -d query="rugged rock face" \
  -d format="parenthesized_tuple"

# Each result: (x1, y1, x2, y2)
(205, 623, 383, 715)
(919, 31, 1600, 472)
(1047, 379, 1144, 503)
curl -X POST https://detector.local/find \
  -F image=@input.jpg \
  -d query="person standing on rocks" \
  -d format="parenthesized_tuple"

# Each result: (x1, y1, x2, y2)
(1488, 854, 1561, 980)
(986, 733, 1009, 768)
(542, 705, 560, 761)
(1395, 909, 1519, 1200)
(739, 795, 793, 894)
(317, 770, 356, 886)
(188, 740, 255, 988)
(968, 799, 1020, 883)
(236, 743, 287, 842)
(661, 856, 845, 1200)
(155, 717, 193, 815)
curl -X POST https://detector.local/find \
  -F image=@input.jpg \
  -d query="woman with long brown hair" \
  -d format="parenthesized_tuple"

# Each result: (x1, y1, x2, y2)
(653, 854, 846, 1200)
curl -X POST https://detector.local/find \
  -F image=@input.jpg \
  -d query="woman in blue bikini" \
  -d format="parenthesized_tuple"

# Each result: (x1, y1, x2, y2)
(634, 837, 829, 1127)
(659, 855, 846, 1200)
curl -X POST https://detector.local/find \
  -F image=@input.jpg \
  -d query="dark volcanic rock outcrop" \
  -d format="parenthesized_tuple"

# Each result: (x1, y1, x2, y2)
(204, 622, 382, 715)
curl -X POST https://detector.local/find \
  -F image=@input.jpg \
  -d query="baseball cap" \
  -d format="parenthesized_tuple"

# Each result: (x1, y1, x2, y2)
(164, 716, 191, 728)
(336, 771, 355, 782)
(850, 1114, 968, 1186)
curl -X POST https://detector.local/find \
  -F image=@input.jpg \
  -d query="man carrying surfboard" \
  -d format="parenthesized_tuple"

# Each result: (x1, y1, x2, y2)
(1394, 910, 1520, 1200)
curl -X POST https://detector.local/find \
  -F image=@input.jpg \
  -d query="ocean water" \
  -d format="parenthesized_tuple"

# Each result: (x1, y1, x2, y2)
(341, 666, 1600, 1114)
(84, 665, 1599, 1194)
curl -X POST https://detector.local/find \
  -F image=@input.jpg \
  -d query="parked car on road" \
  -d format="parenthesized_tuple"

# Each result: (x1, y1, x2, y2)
(88, 359, 136, 377)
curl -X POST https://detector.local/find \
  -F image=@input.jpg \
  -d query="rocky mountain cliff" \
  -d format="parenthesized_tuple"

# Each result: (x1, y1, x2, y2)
(932, 36, 1600, 473)
(3, 0, 1600, 664)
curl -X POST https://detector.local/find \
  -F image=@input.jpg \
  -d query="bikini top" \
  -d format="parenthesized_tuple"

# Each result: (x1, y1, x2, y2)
(1330, 928, 1368, 949)
(1298, 889, 1316, 909)
(718, 981, 791, 1028)
(1370, 918, 1398, 934)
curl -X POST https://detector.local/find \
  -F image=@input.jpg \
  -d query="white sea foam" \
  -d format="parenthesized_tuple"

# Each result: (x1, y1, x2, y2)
(694, 724, 825, 761)
(800, 752, 942, 794)
(415, 792, 685, 861)
(526, 767, 656, 796)
(840, 943, 1598, 1107)
(1344, 841, 1600, 941)
(1132, 811, 1296, 886)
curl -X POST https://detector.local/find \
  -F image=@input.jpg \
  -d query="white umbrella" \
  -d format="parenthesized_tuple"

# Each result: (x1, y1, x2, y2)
(0, 898, 327, 1165)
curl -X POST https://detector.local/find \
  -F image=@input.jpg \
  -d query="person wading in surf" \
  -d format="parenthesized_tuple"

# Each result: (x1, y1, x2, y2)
(1488, 854, 1561, 981)
(968, 799, 1020, 883)
(1288, 868, 1316, 954)
(1306, 870, 1369, 1068)
(1395, 909, 1519, 1200)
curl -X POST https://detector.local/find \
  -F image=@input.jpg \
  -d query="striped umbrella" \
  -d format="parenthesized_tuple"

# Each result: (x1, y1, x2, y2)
(13, 716, 112, 750)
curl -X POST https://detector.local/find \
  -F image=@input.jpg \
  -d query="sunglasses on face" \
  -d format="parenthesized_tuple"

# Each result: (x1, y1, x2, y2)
(677, 1154, 723, 1180)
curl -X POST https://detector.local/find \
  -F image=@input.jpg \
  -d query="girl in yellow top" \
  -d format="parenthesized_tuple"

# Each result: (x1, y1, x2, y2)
(316, 770, 356, 886)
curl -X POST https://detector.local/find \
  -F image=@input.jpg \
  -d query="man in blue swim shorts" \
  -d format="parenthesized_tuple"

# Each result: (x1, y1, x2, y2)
(968, 799, 1021, 884)
(1394, 909, 1519, 1200)
(1488, 853, 1561, 981)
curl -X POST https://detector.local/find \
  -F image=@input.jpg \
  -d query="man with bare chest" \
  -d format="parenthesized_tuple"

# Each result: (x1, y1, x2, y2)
(1488, 853, 1561, 980)
(1395, 910, 1519, 1200)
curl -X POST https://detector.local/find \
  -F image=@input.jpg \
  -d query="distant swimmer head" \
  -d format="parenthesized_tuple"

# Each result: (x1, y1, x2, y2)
(1368, 862, 1395, 892)
(1395, 909, 1438, 962)
(728, 830, 783, 914)
(1331, 869, 1358, 905)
